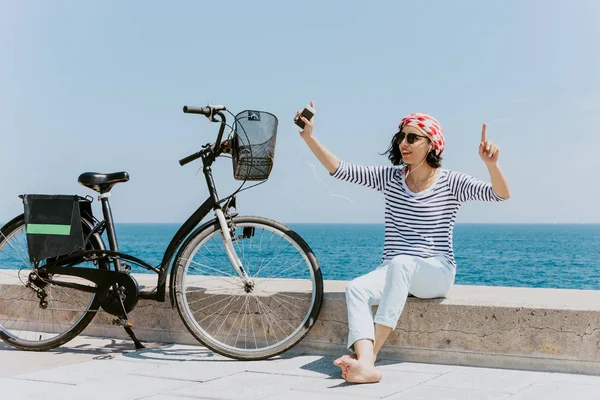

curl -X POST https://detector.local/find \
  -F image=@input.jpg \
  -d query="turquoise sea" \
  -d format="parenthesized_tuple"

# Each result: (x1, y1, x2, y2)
(108, 223, 600, 290)
(2, 222, 599, 290)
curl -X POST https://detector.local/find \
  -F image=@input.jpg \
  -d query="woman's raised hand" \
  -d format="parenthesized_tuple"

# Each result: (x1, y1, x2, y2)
(295, 100, 315, 139)
(479, 123, 500, 165)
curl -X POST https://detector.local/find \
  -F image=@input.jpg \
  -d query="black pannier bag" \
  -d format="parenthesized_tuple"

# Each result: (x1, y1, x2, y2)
(22, 195, 91, 263)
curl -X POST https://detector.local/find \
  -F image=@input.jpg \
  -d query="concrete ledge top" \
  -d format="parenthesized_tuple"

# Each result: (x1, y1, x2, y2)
(2, 270, 599, 312)
(322, 280, 600, 311)
(127, 273, 600, 312)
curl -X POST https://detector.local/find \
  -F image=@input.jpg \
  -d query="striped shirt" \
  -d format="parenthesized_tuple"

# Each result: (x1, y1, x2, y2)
(332, 161, 506, 267)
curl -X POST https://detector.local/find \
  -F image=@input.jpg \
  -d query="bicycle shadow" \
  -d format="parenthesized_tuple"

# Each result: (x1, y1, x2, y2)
(0, 338, 132, 356)
(122, 345, 347, 381)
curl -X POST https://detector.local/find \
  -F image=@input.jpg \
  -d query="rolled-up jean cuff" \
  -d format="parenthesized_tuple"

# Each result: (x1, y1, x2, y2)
(347, 329, 374, 351)
(373, 316, 397, 329)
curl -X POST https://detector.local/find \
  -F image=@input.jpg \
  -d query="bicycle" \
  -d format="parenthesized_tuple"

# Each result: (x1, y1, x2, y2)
(0, 105, 324, 360)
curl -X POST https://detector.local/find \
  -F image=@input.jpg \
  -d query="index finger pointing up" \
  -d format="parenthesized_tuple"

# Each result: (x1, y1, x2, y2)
(481, 123, 487, 143)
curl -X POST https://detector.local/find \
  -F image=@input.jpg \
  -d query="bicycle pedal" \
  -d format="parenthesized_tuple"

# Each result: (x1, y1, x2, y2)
(112, 318, 134, 328)
(122, 262, 132, 273)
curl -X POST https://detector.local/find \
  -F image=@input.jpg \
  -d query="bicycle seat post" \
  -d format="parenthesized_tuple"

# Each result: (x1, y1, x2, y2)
(99, 192, 121, 271)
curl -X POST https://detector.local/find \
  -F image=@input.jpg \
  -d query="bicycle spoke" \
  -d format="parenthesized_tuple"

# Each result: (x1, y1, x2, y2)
(253, 295, 278, 343)
(255, 231, 279, 275)
(254, 296, 270, 347)
(233, 294, 250, 348)
(191, 293, 238, 315)
(268, 294, 302, 322)
(253, 241, 295, 278)
(187, 258, 237, 278)
(234, 233, 248, 275)
(1, 231, 32, 267)
(254, 294, 289, 336)
(204, 237, 233, 272)
(261, 259, 306, 282)
(270, 293, 307, 310)
(186, 287, 242, 305)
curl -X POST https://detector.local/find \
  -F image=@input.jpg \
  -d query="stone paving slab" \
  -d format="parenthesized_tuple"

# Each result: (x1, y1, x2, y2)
(27, 373, 196, 400)
(385, 385, 511, 400)
(422, 366, 551, 393)
(13, 358, 161, 385)
(376, 359, 458, 374)
(506, 381, 600, 399)
(169, 371, 323, 399)
(139, 395, 214, 400)
(288, 369, 442, 398)
(0, 378, 74, 399)
(258, 389, 381, 400)
(0, 337, 133, 377)
(2, 335, 600, 399)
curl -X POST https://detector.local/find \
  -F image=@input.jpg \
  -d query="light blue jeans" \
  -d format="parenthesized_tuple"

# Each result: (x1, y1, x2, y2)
(345, 254, 456, 351)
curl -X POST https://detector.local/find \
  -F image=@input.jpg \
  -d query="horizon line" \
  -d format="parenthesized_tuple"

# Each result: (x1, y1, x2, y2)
(108, 221, 600, 225)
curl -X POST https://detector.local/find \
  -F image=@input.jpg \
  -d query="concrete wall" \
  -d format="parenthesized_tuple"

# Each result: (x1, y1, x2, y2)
(1, 273, 599, 374)
(74, 278, 600, 374)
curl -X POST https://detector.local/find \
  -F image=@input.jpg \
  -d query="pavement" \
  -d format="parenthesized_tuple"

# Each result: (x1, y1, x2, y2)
(1, 336, 600, 399)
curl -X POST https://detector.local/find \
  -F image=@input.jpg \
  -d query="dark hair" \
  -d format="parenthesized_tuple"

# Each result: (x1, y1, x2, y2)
(381, 127, 442, 168)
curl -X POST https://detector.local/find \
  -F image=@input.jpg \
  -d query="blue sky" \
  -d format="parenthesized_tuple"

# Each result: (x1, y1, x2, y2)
(1, 0, 599, 224)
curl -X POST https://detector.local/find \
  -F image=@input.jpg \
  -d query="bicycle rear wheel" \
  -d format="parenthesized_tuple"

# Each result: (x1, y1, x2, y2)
(0, 215, 105, 351)
(173, 216, 323, 360)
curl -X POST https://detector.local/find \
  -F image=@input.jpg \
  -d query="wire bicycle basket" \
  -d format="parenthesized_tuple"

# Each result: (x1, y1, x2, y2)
(232, 110, 278, 181)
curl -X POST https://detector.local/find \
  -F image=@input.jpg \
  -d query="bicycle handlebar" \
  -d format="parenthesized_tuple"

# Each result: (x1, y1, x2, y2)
(180, 104, 229, 167)
(179, 151, 203, 166)
(183, 106, 212, 115)
(183, 105, 226, 118)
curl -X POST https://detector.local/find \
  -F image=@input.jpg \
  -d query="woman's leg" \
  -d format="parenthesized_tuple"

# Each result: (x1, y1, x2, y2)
(334, 265, 388, 380)
(373, 323, 393, 359)
(372, 254, 455, 354)
(342, 323, 392, 376)
(344, 266, 388, 353)
(339, 255, 454, 383)
(339, 254, 421, 383)
(336, 264, 393, 384)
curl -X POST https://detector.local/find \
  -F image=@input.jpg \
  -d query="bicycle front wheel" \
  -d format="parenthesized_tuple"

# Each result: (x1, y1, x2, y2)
(173, 216, 323, 360)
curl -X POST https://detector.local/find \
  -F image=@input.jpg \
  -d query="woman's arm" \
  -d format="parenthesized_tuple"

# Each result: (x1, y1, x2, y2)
(296, 101, 340, 174)
(479, 123, 511, 199)
(296, 101, 395, 192)
(447, 124, 511, 202)
(303, 135, 341, 175)
(486, 164, 510, 199)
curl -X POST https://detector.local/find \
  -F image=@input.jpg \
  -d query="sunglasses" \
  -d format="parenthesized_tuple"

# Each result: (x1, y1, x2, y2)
(395, 132, 429, 145)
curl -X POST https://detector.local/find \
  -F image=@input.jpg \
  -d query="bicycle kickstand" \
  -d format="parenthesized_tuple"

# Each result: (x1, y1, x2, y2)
(113, 295, 145, 350)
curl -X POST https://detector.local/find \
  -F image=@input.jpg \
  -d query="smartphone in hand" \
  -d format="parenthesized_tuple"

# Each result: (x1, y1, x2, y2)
(294, 105, 316, 131)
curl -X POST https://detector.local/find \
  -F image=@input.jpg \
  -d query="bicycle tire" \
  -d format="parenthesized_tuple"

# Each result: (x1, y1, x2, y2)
(173, 216, 323, 360)
(0, 214, 106, 351)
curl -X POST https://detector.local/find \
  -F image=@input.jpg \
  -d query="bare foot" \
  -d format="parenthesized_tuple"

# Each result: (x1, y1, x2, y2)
(334, 353, 380, 380)
(340, 357, 383, 384)
(334, 354, 357, 379)
(340, 354, 356, 379)
(334, 353, 357, 367)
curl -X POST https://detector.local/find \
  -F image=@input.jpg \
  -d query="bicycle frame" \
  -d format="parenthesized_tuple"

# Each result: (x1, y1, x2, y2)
(43, 111, 248, 305)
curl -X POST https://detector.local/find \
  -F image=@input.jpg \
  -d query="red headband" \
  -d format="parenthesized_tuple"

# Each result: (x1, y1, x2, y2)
(399, 112, 445, 156)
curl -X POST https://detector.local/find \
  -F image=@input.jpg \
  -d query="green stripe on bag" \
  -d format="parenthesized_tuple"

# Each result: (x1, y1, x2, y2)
(26, 224, 71, 235)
